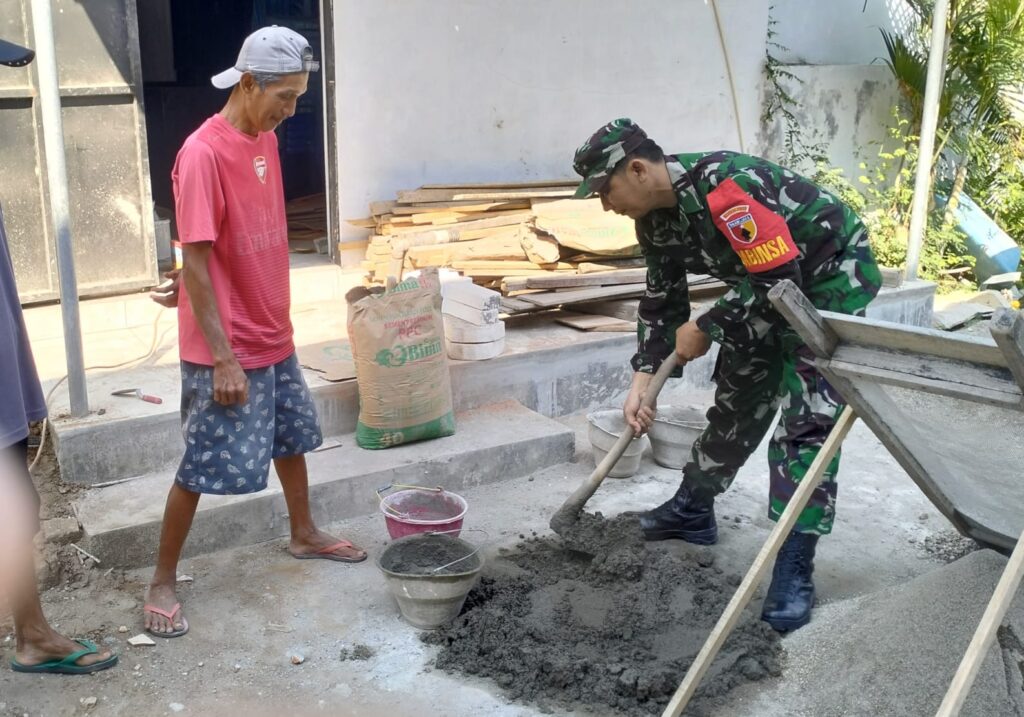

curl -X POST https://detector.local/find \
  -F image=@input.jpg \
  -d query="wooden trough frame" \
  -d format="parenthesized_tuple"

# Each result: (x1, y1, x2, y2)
(663, 280, 1024, 717)
(770, 281, 1024, 552)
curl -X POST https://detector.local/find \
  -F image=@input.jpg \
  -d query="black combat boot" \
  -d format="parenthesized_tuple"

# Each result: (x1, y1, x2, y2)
(637, 484, 718, 544)
(761, 531, 819, 632)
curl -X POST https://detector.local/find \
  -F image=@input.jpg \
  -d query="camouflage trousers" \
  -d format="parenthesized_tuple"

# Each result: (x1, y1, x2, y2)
(682, 257, 882, 535)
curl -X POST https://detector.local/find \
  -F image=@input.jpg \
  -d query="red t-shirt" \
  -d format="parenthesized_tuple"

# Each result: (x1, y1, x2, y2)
(172, 114, 293, 369)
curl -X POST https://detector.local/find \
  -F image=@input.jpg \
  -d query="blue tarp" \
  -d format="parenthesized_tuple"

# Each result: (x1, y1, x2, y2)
(946, 193, 1022, 282)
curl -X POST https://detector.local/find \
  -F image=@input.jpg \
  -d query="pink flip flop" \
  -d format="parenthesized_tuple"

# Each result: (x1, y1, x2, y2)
(291, 539, 367, 563)
(144, 602, 189, 638)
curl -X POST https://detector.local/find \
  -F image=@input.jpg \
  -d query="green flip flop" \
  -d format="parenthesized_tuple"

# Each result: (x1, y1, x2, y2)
(10, 639, 118, 675)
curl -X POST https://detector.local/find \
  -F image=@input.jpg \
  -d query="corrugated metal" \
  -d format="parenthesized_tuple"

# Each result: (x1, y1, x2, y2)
(0, 0, 156, 303)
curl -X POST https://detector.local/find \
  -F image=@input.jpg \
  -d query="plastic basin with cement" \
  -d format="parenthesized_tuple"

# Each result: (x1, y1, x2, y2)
(587, 409, 649, 478)
(377, 533, 483, 629)
(648, 406, 708, 469)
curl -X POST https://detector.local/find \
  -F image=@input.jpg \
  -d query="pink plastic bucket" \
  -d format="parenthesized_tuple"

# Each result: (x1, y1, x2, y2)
(379, 487, 468, 540)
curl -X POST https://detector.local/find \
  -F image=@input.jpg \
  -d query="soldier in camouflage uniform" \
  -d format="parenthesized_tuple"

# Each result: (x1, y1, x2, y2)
(572, 118, 881, 632)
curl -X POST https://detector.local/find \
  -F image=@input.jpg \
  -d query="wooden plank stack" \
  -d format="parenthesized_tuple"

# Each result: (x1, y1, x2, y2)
(350, 180, 728, 317)
(354, 181, 580, 282)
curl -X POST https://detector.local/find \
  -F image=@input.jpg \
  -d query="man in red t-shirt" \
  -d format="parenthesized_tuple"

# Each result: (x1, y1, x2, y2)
(144, 27, 366, 639)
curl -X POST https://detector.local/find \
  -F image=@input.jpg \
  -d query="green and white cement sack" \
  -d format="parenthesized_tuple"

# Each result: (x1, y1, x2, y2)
(346, 270, 456, 449)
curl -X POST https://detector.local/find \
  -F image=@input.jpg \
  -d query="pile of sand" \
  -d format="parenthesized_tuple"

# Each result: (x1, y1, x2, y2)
(724, 549, 1024, 716)
(425, 513, 782, 716)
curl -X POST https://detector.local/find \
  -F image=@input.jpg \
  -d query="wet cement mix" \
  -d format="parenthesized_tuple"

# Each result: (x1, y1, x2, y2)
(380, 534, 481, 576)
(424, 512, 783, 716)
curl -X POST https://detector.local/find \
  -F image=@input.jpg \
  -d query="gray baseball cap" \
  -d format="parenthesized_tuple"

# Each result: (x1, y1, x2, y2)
(211, 25, 319, 89)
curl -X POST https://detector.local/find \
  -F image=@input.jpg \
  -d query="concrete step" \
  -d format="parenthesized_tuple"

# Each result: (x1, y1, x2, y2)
(53, 319, 636, 485)
(50, 281, 937, 487)
(74, 401, 575, 568)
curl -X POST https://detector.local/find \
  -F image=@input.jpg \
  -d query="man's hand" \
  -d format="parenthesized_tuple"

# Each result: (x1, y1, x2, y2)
(623, 372, 656, 435)
(675, 321, 712, 363)
(150, 269, 181, 308)
(213, 357, 249, 406)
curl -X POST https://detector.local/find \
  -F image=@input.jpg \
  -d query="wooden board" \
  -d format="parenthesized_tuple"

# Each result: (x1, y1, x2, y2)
(463, 268, 577, 278)
(524, 267, 646, 290)
(384, 212, 533, 244)
(389, 199, 531, 215)
(554, 311, 634, 332)
(571, 299, 640, 322)
(578, 258, 647, 273)
(520, 230, 561, 265)
(452, 260, 575, 271)
(827, 313, 1007, 367)
(397, 187, 576, 204)
(369, 200, 397, 216)
(343, 217, 376, 229)
(421, 180, 577, 190)
(990, 308, 1024, 390)
(516, 283, 646, 309)
(405, 235, 527, 267)
(501, 277, 531, 293)
(828, 345, 1023, 409)
(499, 296, 542, 314)
(409, 207, 528, 226)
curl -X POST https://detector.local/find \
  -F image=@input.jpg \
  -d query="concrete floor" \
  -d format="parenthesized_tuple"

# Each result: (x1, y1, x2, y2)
(9, 274, 1015, 715)
(0, 380, 996, 717)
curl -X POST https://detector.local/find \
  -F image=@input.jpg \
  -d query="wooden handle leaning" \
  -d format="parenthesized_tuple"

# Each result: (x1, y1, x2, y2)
(549, 352, 680, 534)
(661, 405, 857, 717)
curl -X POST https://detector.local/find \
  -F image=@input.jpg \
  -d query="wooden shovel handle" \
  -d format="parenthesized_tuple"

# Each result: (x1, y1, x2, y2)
(549, 352, 680, 534)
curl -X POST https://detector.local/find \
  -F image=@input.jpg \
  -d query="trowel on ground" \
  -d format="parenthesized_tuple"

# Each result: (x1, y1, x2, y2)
(549, 352, 680, 536)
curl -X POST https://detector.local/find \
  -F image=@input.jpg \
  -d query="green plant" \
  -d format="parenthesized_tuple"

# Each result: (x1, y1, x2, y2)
(814, 107, 974, 286)
(762, 6, 829, 169)
(880, 0, 1024, 243)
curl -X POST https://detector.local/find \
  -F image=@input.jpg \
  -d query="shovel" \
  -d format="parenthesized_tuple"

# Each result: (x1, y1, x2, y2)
(549, 352, 680, 535)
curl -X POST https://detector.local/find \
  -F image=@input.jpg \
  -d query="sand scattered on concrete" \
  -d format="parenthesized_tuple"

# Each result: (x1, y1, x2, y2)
(747, 549, 1024, 717)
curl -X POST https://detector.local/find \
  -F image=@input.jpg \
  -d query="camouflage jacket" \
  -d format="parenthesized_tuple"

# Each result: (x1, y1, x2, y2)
(632, 151, 870, 373)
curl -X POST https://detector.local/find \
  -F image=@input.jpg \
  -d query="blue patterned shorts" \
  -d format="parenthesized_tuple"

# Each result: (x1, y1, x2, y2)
(175, 353, 323, 495)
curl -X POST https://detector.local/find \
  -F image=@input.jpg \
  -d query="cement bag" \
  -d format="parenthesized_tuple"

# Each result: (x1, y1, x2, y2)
(346, 270, 456, 449)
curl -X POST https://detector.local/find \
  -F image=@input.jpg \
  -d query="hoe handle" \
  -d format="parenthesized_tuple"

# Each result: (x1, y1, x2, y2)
(549, 352, 680, 534)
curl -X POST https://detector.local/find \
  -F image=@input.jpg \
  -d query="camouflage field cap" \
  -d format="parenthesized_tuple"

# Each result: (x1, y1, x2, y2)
(572, 118, 649, 198)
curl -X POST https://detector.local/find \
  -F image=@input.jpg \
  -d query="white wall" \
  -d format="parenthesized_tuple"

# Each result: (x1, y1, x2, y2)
(334, 0, 770, 242)
(758, 65, 901, 182)
(769, 0, 909, 66)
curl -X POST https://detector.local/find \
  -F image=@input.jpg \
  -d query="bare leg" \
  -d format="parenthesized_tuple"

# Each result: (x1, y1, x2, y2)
(276, 455, 365, 561)
(1, 441, 113, 668)
(12, 543, 114, 667)
(144, 483, 200, 635)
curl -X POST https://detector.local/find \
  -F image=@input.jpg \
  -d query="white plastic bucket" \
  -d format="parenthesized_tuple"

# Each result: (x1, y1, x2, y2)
(586, 409, 648, 478)
(648, 406, 708, 469)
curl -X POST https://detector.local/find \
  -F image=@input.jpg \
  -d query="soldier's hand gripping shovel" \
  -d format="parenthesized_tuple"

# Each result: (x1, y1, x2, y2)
(549, 352, 680, 535)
